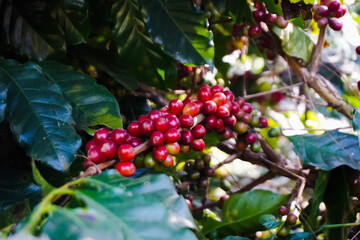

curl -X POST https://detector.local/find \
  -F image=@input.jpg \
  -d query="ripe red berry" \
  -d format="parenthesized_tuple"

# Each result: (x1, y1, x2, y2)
(245, 133, 257, 144)
(163, 154, 175, 167)
(278, 206, 289, 216)
(169, 99, 184, 115)
(110, 128, 129, 145)
(167, 115, 181, 129)
(148, 110, 161, 121)
(181, 130, 193, 145)
(222, 128, 233, 139)
(87, 147, 106, 163)
(222, 101, 232, 110)
(223, 90, 234, 101)
(191, 139, 205, 151)
(235, 109, 245, 120)
(216, 106, 230, 119)
(230, 102, 240, 115)
(149, 131, 165, 147)
(155, 117, 170, 132)
(210, 84, 223, 95)
(317, 18, 328, 28)
(127, 121, 142, 137)
(205, 115, 217, 129)
(224, 115, 237, 126)
(259, 117, 268, 128)
(179, 114, 194, 129)
(329, 18, 342, 31)
(128, 137, 142, 147)
(242, 102, 252, 114)
(194, 100, 204, 111)
(182, 102, 200, 117)
(248, 25, 261, 38)
(166, 142, 180, 155)
(265, 13, 277, 24)
(153, 145, 168, 162)
(335, 6, 346, 17)
(99, 140, 117, 159)
(253, 9, 265, 22)
(115, 162, 136, 177)
(214, 119, 225, 132)
(198, 87, 212, 102)
(356, 46, 360, 55)
(86, 139, 99, 152)
(212, 92, 227, 106)
(191, 125, 206, 139)
(328, 0, 340, 12)
(165, 128, 181, 143)
(118, 144, 135, 162)
(140, 119, 155, 136)
(316, 5, 330, 17)
(243, 113, 252, 124)
(94, 128, 110, 143)
(203, 100, 217, 115)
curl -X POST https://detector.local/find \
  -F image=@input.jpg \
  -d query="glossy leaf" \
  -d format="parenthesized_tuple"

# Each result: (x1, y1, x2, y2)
(201, 190, 288, 235)
(39, 61, 122, 130)
(53, 0, 91, 44)
(42, 171, 197, 240)
(0, 81, 6, 122)
(0, 59, 81, 171)
(272, 24, 314, 63)
(259, 214, 281, 230)
(141, 0, 214, 67)
(264, 232, 313, 240)
(111, 0, 176, 90)
(288, 130, 360, 170)
(0, 0, 66, 60)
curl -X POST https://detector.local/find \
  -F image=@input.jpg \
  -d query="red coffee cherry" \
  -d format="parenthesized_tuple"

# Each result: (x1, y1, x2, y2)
(181, 130, 193, 145)
(205, 114, 217, 129)
(210, 84, 224, 95)
(224, 115, 237, 126)
(165, 128, 181, 143)
(183, 102, 200, 117)
(163, 154, 175, 167)
(166, 142, 180, 155)
(87, 147, 106, 163)
(128, 137, 142, 147)
(94, 128, 110, 143)
(223, 90, 234, 101)
(203, 100, 218, 115)
(149, 131, 165, 147)
(167, 115, 181, 129)
(216, 106, 230, 119)
(179, 114, 194, 129)
(153, 145, 168, 162)
(127, 121, 142, 137)
(115, 162, 136, 177)
(110, 128, 129, 145)
(242, 102, 253, 114)
(118, 144, 135, 162)
(86, 139, 99, 152)
(155, 117, 170, 132)
(191, 125, 206, 139)
(211, 92, 227, 106)
(191, 139, 205, 151)
(234, 97, 245, 108)
(198, 87, 212, 102)
(140, 119, 155, 136)
(245, 133, 257, 144)
(148, 110, 161, 121)
(99, 140, 117, 159)
(169, 99, 184, 115)
(259, 116, 268, 128)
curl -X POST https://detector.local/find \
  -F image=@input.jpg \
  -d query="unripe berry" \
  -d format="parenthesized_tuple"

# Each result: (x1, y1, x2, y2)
(275, 16, 288, 29)
(163, 154, 175, 167)
(286, 213, 298, 225)
(118, 144, 135, 162)
(166, 142, 180, 155)
(234, 121, 248, 134)
(144, 152, 156, 168)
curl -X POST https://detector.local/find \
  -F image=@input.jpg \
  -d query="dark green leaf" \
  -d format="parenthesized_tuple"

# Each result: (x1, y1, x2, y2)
(225, 0, 253, 24)
(53, 0, 91, 44)
(0, 0, 66, 60)
(201, 190, 288, 235)
(0, 59, 81, 171)
(0, 200, 31, 229)
(39, 61, 123, 130)
(0, 82, 6, 122)
(257, 0, 282, 16)
(222, 236, 251, 240)
(323, 167, 356, 239)
(272, 24, 314, 63)
(42, 171, 197, 240)
(213, 28, 230, 80)
(301, 170, 329, 232)
(141, 0, 214, 67)
(288, 130, 360, 170)
(259, 214, 282, 230)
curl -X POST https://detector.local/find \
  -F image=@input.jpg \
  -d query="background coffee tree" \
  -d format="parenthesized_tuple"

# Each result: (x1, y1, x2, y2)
(1, 0, 360, 239)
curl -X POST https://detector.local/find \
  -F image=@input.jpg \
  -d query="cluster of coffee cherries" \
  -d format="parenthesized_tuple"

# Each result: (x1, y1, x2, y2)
(84, 84, 268, 177)
(312, 0, 346, 30)
(276, 206, 298, 237)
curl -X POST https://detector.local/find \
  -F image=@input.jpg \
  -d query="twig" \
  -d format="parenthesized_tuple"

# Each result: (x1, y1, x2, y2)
(137, 82, 169, 107)
(244, 82, 304, 100)
(79, 159, 117, 178)
(309, 26, 327, 73)
(214, 153, 242, 169)
(231, 171, 275, 194)
(257, 134, 283, 165)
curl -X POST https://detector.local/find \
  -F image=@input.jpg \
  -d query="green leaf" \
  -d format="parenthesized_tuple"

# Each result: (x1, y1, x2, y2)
(225, 0, 253, 24)
(141, 0, 214, 67)
(265, 232, 313, 240)
(0, 59, 81, 172)
(301, 171, 330, 232)
(0, 199, 31, 229)
(258, 0, 282, 16)
(272, 24, 314, 63)
(0, 0, 66, 60)
(201, 190, 288, 235)
(53, 0, 91, 44)
(259, 214, 282, 230)
(222, 236, 251, 240)
(111, 0, 176, 89)
(31, 160, 55, 196)
(213, 28, 230, 80)
(42, 171, 197, 240)
(39, 61, 123, 130)
(287, 130, 360, 171)
(353, 107, 360, 133)
(0, 81, 6, 122)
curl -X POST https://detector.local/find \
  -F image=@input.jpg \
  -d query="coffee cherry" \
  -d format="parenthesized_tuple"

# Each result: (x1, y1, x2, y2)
(356, 46, 360, 55)
(181, 130, 194, 145)
(258, 116, 268, 128)
(110, 128, 129, 145)
(144, 152, 156, 168)
(250, 141, 261, 152)
(194, 100, 204, 111)
(214, 119, 225, 132)
(166, 142, 180, 155)
(140, 119, 155, 136)
(211, 92, 227, 106)
(266, 50, 276, 60)
(242, 102, 253, 114)
(210, 84, 223, 95)
(278, 206, 289, 216)
(179, 114, 194, 128)
(115, 162, 136, 177)
(222, 128, 233, 139)
(230, 102, 240, 115)
(185, 199, 192, 208)
(250, 116, 260, 127)
(234, 97, 245, 108)
(191, 125, 206, 139)
(167, 115, 181, 129)
(148, 110, 161, 121)
(235, 109, 245, 120)
(169, 99, 184, 115)
(253, 9, 265, 22)
(203, 100, 218, 115)
(224, 115, 237, 126)
(87, 147, 106, 163)
(286, 213, 298, 225)
(128, 137, 142, 147)
(94, 128, 110, 143)
(248, 25, 261, 38)
(163, 154, 175, 167)
(236, 141, 248, 151)
(223, 90, 234, 101)
(265, 13, 277, 24)
(275, 16, 288, 29)
(118, 144, 135, 162)
(335, 6, 346, 17)
(149, 131, 165, 147)
(245, 133, 257, 144)
(329, 18, 342, 31)
(155, 117, 170, 132)
(183, 102, 200, 117)
(192, 139, 205, 151)
(137, 115, 148, 122)
(153, 145, 168, 162)
(243, 113, 252, 124)
(316, 5, 330, 17)
(83, 158, 92, 169)
(99, 140, 117, 159)
(317, 18, 328, 28)
(198, 87, 212, 102)
(205, 115, 217, 129)
(127, 121, 142, 137)
(180, 145, 190, 153)
(216, 106, 230, 119)
(234, 122, 247, 134)
(277, 225, 290, 237)
(268, 127, 280, 137)
(86, 139, 99, 152)
(153, 162, 164, 172)
(165, 128, 181, 143)
(328, 0, 340, 12)
(133, 153, 145, 168)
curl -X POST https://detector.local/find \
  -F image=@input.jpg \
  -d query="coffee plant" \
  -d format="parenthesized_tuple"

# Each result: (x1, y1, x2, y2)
(2, 0, 360, 239)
